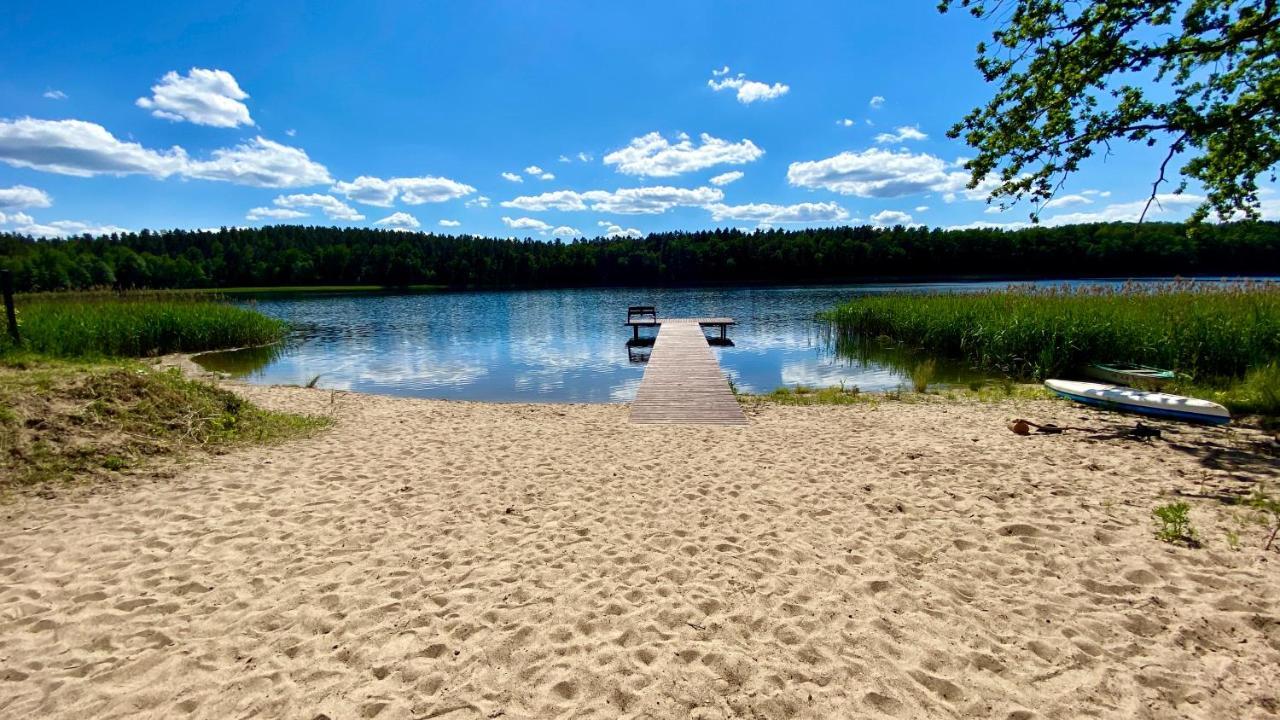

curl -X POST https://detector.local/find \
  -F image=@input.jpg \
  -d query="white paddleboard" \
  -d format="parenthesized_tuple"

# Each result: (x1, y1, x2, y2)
(1044, 379, 1230, 425)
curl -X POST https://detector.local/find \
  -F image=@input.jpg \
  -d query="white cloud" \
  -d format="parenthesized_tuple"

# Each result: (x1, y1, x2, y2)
(598, 221, 642, 239)
(706, 201, 849, 225)
(524, 165, 544, 175)
(539, 172, 555, 180)
(709, 171, 744, 186)
(712, 65, 730, 77)
(501, 185, 723, 214)
(185, 137, 331, 188)
(285, 128, 297, 137)
(135, 68, 253, 128)
(330, 175, 475, 206)
(465, 195, 490, 208)
(874, 126, 928, 144)
(502, 172, 523, 183)
(0, 185, 52, 209)
(869, 95, 885, 109)
(558, 155, 571, 163)
(438, 219, 461, 227)
(374, 211, 420, 230)
(246, 206, 308, 221)
(0, 118, 190, 178)
(1041, 193, 1094, 209)
(0, 119, 330, 189)
(502, 216, 552, 232)
(0, 211, 34, 225)
(1041, 193, 1203, 225)
(1082, 189, 1112, 198)
(42, 89, 67, 100)
(550, 225, 581, 237)
(837, 118, 854, 127)
(274, 193, 364, 221)
(603, 132, 763, 177)
(943, 219, 1032, 231)
(787, 148, 968, 198)
(915, 205, 929, 212)
(870, 209, 914, 227)
(5, 217, 128, 238)
(577, 152, 592, 162)
(707, 68, 789, 104)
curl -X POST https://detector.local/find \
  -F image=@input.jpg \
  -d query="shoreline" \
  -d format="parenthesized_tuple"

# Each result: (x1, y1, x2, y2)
(1, 382, 1277, 718)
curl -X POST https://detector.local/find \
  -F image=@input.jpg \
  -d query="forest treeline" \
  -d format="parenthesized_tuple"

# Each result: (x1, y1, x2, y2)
(2, 221, 1278, 291)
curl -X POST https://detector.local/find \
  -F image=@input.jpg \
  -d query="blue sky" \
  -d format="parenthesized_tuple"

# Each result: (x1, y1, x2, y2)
(0, 1, 1256, 239)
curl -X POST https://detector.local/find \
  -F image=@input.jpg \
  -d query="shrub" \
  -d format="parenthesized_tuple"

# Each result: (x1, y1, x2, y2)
(1152, 501, 1200, 547)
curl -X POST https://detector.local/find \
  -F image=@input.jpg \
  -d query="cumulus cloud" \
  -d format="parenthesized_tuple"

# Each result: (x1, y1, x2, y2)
(136, 68, 253, 128)
(558, 155, 571, 163)
(598, 221, 643, 239)
(707, 67, 789, 104)
(0, 184, 52, 209)
(577, 152, 592, 162)
(705, 201, 849, 225)
(837, 118, 855, 127)
(708, 171, 744, 186)
(915, 205, 929, 212)
(43, 89, 67, 100)
(186, 137, 332, 188)
(603, 132, 763, 177)
(550, 225, 581, 237)
(0, 120, 332, 188)
(874, 126, 927, 144)
(524, 165, 544, 175)
(501, 172, 523, 183)
(870, 209, 915, 227)
(465, 195, 490, 208)
(374, 211, 421, 230)
(502, 216, 552, 233)
(273, 193, 364, 221)
(438, 219, 461, 227)
(869, 95, 885, 109)
(330, 175, 475, 206)
(1041, 193, 1203, 226)
(0, 211, 34, 225)
(1041, 193, 1093, 209)
(246, 206, 308, 221)
(501, 186, 723, 214)
(2, 216, 128, 238)
(787, 148, 968, 198)
(0, 118, 191, 178)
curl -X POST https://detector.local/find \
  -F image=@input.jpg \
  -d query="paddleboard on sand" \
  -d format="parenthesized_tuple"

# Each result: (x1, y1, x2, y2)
(1044, 379, 1230, 425)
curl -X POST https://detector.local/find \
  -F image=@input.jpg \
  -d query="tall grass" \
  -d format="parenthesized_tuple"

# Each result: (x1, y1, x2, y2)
(0, 292, 286, 358)
(823, 280, 1280, 382)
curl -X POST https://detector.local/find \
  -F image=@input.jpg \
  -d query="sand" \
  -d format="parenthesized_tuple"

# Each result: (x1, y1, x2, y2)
(1, 386, 1278, 719)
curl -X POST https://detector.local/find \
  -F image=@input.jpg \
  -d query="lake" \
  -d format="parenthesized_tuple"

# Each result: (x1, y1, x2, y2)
(193, 279, 1245, 402)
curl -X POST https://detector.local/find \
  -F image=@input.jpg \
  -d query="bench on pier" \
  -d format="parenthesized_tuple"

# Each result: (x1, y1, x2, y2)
(624, 309, 735, 341)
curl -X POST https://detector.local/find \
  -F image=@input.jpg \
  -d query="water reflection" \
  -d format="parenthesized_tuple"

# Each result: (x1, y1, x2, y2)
(194, 280, 1258, 402)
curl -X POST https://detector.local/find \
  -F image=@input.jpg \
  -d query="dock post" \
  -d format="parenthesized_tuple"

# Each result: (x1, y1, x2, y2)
(1, 269, 17, 345)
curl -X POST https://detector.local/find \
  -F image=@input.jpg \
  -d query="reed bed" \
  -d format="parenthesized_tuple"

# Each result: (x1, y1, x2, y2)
(1, 293, 286, 358)
(823, 280, 1280, 382)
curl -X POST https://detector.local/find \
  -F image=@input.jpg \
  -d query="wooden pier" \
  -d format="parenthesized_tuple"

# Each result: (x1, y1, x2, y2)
(628, 318, 747, 425)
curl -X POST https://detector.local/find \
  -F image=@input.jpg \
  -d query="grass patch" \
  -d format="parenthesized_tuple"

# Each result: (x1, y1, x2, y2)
(217, 284, 446, 294)
(742, 380, 1051, 407)
(824, 280, 1280, 380)
(2, 292, 286, 358)
(824, 280, 1280, 417)
(0, 358, 329, 488)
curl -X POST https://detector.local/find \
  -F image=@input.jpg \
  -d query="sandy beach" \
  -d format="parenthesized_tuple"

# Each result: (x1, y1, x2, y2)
(2, 385, 1278, 719)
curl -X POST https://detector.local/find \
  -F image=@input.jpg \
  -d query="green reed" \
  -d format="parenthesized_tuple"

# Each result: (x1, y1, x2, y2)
(1, 292, 286, 358)
(823, 280, 1280, 382)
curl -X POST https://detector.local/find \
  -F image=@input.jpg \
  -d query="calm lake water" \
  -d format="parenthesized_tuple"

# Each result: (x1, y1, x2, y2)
(194, 279, 1254, 402)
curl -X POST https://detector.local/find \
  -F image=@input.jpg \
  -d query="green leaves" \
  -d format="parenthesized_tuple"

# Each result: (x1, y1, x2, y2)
(941, 0, 1279, 222)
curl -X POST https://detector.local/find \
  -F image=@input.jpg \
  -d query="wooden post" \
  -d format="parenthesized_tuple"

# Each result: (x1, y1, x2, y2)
(1, 270, 17, 345)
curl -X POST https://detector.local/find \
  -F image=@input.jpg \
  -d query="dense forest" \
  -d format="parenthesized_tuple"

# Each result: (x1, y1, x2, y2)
(2, 221, 1278, 291)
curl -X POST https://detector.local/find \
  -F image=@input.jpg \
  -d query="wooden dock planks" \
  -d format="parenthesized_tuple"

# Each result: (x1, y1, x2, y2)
(629, 319, 747, 425)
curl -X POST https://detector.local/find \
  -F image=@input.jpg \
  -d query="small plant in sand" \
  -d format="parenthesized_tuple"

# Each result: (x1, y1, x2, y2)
(910, 359, 936, 393)
(1152, 501, 1200, 547)
(1246, 487, 1280, 551)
